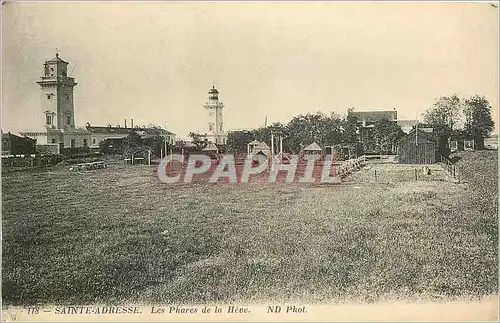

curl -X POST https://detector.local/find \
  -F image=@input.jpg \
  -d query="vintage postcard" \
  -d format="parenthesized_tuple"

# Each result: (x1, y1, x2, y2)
(1, 1, 499, 322)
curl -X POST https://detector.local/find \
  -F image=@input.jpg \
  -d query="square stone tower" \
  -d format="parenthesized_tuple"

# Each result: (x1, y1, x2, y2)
(36, 53, 77, 131)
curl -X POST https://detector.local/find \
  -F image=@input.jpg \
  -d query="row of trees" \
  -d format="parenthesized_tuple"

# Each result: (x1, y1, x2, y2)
(422, 94, 495, 153)
(225, 109, 405, 155)
(96, 94, 494, 159)
(223, 94, 494, 156)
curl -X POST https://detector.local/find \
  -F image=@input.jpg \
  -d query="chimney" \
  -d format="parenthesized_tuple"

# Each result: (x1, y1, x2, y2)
(131, 119, 134, 128)
(125, 119, 127, 128)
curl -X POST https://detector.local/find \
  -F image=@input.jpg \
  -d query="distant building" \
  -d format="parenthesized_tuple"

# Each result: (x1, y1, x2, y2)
(352, 110, 398, 125)
(397, 128, 436, 164)
(448, 135, 478, 152)
(350, 110, 421, 153)
(484, 134, 498, 150)
(351, 110, 398, 153)
(396, 120, 419, 134)
(1, 132, 36, 156)
(19, 53, 175, 152)
(86, 124, 175, 150)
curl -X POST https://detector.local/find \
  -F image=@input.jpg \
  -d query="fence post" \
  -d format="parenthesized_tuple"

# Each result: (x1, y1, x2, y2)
(415, 168, 418, 181)
(374, 170, 377, 182)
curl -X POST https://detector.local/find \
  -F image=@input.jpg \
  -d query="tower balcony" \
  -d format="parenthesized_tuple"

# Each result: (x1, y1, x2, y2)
(39, 75, 75, 81)
(37, 76, 77, 87)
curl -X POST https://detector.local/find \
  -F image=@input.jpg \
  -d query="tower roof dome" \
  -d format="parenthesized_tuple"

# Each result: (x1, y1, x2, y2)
(208, 85, 219, 94)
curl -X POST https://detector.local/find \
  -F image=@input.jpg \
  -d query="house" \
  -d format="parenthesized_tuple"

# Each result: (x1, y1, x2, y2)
(352, 110, 398, 125)
(250, 141, 271, 158)
(484, 134, 498, 150)
(397, 128, 436, 164)
(396, 120, 419, 134)
(86, 125, 176, 150)
(1, 132, 36, 156)
(448, 135, 478, 152)
(302, 142, 323, 155)
(202, 141, 219, 154)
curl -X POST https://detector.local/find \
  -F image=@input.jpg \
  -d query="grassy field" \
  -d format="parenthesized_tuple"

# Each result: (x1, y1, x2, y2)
(1, 151, 498, 305)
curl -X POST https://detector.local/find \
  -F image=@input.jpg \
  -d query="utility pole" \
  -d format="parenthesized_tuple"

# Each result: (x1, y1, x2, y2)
(164, 135, 167, 157)
(280, 135, 283, 164)
(164, 123, 169, 157)
(415, 109, 420, 146)
(270, 131, 274, 172)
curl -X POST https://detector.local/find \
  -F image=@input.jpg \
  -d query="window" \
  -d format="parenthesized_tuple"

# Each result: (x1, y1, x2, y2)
(93, 139, 96, 144)
(51, 138, 56, 144)
(450, 141, 458, 152)
(70, 139, 76, 148)
(67, 115, 71, 125)
(83, 139, 88, 147)
(46, 114, 52, 125)
(464, 140, 475, 151)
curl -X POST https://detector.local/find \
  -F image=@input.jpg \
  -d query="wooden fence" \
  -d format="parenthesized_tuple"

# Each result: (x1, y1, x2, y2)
(440, 155, 461, 182)
(336, 155, 367, 178)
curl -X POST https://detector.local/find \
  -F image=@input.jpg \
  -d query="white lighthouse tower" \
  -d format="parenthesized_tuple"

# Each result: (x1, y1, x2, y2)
(203, 86, 226, 145)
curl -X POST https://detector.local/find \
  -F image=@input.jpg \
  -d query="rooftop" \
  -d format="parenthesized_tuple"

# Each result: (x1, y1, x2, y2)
(86, 125, 175, 136)
(208, 86, 219, 94)
(352, 110, 398, 121)
(47, 53, 68, 64)
(397, 119, 419, 126)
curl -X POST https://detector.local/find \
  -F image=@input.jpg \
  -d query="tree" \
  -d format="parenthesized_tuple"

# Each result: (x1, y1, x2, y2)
(321, 115, 343, 147)
(143, 134, 170, 157)
(462, 95, 495, 149)
(123, 132, 147, 157)
(253, 122, 289, 152)
(341, 108, 360, 148)
(423, 95, 462, 132)
(286, 113, 335, 153)
(226, 130, 255, 153)
(188, 132, 208, 150)
(423, 95, 462, 156)
(373, 118, 405, 154)
(423, 94, 495, 154)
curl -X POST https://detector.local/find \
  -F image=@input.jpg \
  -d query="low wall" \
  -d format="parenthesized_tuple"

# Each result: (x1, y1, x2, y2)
(36, 144, 60, 156)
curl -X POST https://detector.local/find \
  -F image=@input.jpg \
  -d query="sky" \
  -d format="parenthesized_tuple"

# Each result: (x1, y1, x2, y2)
(2, 2, 498, 138)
